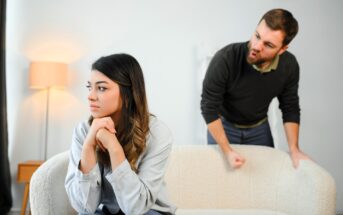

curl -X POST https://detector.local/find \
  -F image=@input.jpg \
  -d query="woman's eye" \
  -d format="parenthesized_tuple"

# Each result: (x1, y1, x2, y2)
(86, 85, 91, 91)
(98, 87, 107, 92)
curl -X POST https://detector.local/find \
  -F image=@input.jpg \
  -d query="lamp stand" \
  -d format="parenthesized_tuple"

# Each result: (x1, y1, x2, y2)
(43, 87, 50, 160)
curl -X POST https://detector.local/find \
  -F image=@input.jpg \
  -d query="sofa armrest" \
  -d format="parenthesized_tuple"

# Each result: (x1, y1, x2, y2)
(30, 151, 76, 215)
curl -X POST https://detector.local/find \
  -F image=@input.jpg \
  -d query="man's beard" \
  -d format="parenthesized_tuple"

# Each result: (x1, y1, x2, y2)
(246, 48, 267, 66)
(246, 43, 276, 67)
(246, 51, 266, 66)
(246, 44, 277, 67)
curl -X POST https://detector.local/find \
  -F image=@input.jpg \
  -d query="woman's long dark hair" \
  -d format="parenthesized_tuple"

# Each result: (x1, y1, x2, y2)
(89, 53, 150, 172)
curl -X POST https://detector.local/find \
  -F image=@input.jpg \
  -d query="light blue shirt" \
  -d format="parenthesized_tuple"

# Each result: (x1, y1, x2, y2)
(65, 116, 176, 215)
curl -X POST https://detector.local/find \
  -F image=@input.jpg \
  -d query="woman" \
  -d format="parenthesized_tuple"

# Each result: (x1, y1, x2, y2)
(65, 53, 176, 215)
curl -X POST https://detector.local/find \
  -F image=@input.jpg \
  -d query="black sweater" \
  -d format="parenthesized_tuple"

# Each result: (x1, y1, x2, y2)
(201, 42, 300, 125)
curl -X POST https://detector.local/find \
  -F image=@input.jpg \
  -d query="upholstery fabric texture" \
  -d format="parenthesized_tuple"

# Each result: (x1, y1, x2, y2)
(30, 145, 336, 215)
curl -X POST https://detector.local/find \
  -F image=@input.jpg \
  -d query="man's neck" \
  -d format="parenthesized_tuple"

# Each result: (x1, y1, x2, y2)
(253, 55, 279, 73)
(257, 61, 272, 70)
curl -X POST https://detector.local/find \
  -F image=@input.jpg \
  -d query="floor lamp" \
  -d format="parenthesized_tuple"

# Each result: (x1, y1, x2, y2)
(29, 61, 68, 160)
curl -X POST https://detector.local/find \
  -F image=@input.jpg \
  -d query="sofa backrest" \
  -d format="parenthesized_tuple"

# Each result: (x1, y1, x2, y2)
(30, 145, 336, 215)
(164, 145, 336, 215)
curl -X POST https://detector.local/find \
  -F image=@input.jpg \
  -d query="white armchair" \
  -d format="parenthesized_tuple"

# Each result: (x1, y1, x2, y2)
(30, 145, 336, 215)
(30, 150, 75, 215)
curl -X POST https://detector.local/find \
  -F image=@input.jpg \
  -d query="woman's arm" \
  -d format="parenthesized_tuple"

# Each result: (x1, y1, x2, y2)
(65, 118, 115, 213)
(65, 122, 102, 213)
(103, 119, 172, 215)
(95, 128, 125, 170)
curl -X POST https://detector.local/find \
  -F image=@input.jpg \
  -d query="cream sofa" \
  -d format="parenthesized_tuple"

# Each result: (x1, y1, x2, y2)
(30, 145, 336, 215)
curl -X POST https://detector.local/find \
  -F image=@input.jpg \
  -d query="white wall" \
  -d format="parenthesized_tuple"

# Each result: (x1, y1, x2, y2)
(6, 0, 343, 212)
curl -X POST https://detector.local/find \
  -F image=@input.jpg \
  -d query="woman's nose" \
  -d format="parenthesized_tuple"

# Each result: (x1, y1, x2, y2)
(88, 90, 97, 101)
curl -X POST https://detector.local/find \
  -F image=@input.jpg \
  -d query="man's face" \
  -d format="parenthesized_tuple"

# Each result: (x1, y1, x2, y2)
(247, 19, 288, 67)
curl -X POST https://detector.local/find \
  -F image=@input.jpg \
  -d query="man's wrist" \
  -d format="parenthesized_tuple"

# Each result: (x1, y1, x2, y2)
(289, 145, 299, 153)
(222, 144, 233, 154)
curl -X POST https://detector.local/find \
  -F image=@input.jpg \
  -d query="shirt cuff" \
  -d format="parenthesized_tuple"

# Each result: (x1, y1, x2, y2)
(105, 160, 131, 187)
(202, 113, 220, 124)
(282, 113, 300, 124)
(76, 162, 102, 187)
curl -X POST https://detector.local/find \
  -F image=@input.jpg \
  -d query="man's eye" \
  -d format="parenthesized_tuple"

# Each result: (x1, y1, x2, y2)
(255, 33, 260, 39)
(86, 85, 91, 90)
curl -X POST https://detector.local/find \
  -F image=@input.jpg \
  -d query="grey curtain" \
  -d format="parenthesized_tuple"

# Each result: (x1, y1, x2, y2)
(0, 0, 12, 214)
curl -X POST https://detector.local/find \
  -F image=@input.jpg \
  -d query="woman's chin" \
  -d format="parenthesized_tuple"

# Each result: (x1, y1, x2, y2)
(91, 113, 105, 118)
(91, 111, 114, 119)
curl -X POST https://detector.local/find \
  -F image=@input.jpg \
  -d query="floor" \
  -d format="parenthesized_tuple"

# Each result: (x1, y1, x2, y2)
(7, 210, 343, 215)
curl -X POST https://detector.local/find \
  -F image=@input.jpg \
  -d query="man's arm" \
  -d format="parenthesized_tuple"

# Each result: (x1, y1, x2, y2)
(208, 119, 245, 168)
(201, 48, 246, 168)
(283, 122, 311, 168)
(277, 56, 310, 167)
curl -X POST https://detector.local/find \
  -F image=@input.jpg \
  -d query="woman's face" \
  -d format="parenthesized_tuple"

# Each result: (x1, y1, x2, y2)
(87, 70, 122, 120)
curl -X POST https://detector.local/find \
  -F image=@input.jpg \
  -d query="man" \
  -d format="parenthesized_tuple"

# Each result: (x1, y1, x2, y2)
(201, 8, 310, 169)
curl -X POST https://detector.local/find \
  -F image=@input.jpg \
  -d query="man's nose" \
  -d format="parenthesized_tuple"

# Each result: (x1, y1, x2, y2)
(253, 41, 263, 52)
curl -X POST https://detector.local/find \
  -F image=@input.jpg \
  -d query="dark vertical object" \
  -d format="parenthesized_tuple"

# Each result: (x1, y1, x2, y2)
(0, 0, 12, 214)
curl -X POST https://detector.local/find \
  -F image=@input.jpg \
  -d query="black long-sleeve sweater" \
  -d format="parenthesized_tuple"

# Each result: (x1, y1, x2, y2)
(201, 42, 300, 125)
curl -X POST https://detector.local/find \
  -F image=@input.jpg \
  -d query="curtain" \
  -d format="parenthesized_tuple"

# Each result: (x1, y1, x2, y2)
(0, 0, 12, 214)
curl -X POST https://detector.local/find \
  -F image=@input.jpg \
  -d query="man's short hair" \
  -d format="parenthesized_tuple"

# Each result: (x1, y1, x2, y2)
(260, 9, 298, 46)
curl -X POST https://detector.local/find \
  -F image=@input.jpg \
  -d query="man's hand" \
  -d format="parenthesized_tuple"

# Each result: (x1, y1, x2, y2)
(290, 149, 311, 168)
(225, 150, 246, 169)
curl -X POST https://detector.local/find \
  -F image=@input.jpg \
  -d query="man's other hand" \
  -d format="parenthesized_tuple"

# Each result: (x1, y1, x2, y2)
(225, 150, 246, 169)
(290, 149, 311, 168)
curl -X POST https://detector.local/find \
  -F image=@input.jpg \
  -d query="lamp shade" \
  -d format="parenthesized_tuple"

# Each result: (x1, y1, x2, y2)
(29, 61, 68, 89)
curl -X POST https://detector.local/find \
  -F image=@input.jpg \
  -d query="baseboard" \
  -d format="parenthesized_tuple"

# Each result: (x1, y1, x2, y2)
(9, 208, 24, 215)
(8, 208, 343, 215)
